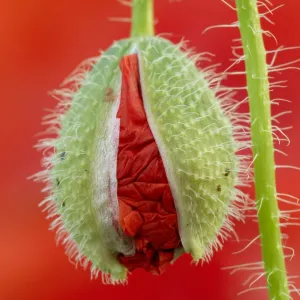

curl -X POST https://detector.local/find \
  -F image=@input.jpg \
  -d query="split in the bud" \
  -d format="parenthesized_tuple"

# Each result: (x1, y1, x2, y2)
(116, 54, 181, 274)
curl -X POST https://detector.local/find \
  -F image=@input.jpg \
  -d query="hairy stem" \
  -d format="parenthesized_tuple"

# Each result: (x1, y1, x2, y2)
(235, 0, 290, 299)
(131, 0, 154, 37)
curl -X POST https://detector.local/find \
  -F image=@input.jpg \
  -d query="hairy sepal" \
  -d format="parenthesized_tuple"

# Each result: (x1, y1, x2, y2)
(36, 40, 136, 283)
(137, 37, 240, 261)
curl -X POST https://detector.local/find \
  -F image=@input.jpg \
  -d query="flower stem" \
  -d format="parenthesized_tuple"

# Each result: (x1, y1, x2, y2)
(131, 0, 154, 37)
(235, 0, 290, 298)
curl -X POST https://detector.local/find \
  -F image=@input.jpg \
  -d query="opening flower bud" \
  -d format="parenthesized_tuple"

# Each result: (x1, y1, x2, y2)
(36, 37, 239, 284)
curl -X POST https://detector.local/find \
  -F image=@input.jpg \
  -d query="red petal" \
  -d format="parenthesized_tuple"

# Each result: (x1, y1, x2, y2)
(116, 54, 181, 274)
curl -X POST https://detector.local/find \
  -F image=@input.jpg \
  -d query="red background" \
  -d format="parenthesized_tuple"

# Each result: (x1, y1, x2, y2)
(1, 0, 300, 299)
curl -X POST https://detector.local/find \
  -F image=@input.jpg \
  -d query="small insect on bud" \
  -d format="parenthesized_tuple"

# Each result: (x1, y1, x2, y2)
(35, 36, 241, 284)
(104, 88, 117, 102)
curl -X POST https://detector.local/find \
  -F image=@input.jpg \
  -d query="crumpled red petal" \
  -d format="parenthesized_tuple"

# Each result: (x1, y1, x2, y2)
(116, 54, 181, 274)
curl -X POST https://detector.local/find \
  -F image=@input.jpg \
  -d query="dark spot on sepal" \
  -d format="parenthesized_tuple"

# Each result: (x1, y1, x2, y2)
(224, 168, 230, 177)
(217, 185, 222, 192)
(59, 151, 66, 161)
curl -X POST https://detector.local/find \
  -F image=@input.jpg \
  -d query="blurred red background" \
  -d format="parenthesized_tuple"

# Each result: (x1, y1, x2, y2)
(1, 0, 300, 299)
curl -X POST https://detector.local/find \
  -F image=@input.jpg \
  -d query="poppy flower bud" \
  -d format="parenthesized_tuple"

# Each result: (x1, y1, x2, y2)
(36, 36, 240, 284)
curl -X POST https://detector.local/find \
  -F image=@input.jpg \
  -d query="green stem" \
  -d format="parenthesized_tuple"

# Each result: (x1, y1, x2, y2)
(131, 0, 154, 37)
(235, 0, 289, 299)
